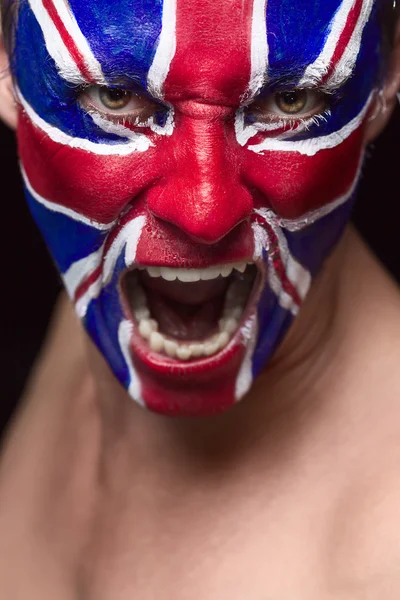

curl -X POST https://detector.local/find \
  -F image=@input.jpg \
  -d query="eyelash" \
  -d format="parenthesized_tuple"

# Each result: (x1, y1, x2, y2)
(78, 85, 334, 136)
(269, 109, 332, 130)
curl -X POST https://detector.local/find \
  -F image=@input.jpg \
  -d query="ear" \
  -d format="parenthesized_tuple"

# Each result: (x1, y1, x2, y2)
(365, 19, 400, 143)
(0, 33, 17, 130)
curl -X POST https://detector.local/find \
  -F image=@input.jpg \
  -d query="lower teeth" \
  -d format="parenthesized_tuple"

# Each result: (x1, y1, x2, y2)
(131, 276, 251, 361)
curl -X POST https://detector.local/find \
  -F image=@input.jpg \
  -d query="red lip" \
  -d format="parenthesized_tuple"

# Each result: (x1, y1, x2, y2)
(129, 321, 245, 416)
(122, 262, 264, 416)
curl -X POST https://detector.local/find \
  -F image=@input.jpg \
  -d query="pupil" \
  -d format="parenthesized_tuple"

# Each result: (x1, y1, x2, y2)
(99, 87, 130, 109)
(281, 91, 299, 106)
(107, 88, 126, 102)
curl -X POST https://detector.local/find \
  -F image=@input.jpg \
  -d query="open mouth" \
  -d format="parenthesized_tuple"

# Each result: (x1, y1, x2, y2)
(122, 262, 258, 361)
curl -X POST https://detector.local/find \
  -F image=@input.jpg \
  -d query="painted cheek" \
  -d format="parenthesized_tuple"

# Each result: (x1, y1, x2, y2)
(17, 110, 165, 225)
(242, 126, 366, 220)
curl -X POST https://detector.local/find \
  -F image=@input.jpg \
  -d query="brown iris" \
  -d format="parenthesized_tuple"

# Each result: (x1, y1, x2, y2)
(98, 87, 132, 110)
(274, 90, 308, 114)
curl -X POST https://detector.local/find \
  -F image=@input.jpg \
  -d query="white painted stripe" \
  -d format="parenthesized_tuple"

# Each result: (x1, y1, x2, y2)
(102, 216, 146, 285)
(63, 243, 105, 298)
(286, 258, 312, 300)
(299, 0, 373, 89)
(19, 91, 153, 156)
(299, 0, 356, 87)
(118, 320, 144, 406)
(62, 217, 145, 318)
(51, 0, 104, 82)
(89, 112, 150, 141)
(28, 0, 104, 84)
(235, 108, 323, 147)
(235, 313, 258, 401)
(277, 149, 364, 231)
(75, 275, 102, 318)
(147, 0, 177, 99)
(247, 93, 371, 156)
(247, 0, 269, 100)
(255, 208, 312, 301)
(326, 0, 374, 88)
(90, 109, 174, 139)
(28, 0, 82, 84)
(251, 221, 299, 316)
(21, 165, 116, 230)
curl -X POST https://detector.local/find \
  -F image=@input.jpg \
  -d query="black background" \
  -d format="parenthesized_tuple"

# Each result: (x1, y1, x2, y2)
(0, 106, 399, 434)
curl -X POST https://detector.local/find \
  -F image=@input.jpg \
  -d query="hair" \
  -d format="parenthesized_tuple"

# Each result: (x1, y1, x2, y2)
(1, 0, 400, 69)
(0, 0, 18, 57)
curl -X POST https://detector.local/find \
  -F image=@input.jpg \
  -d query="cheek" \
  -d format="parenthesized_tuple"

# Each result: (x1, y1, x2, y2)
(243, 126, 365, 220)
(17, 111, 164, 225)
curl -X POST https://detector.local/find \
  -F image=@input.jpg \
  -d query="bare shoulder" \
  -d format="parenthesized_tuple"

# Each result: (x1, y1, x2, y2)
(319, 242, 400, 596)
(326, 381, 400, 596)
(0, 294, 97, 595)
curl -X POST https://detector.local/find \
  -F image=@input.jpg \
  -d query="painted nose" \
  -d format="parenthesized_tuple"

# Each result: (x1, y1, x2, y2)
(146, 112, 253, 244)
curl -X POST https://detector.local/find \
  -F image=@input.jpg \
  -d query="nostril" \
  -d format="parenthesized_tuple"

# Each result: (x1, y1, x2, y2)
(147, 207, 251, 246)
(147, 185, 253, 244)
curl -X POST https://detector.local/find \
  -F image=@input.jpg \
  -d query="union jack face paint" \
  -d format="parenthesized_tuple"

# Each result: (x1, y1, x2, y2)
(15, 0, 381, 415)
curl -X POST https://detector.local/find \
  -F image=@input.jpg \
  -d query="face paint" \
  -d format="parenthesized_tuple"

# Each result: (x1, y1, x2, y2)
(15, 0, 381, 415)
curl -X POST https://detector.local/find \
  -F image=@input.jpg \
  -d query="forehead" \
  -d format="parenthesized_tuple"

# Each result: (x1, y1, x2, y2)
(16, 0, 380, 114)
(63, 0, 347, 82)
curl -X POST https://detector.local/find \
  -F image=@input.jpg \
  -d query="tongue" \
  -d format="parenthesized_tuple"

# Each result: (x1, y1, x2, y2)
(147, 290, 225, 340)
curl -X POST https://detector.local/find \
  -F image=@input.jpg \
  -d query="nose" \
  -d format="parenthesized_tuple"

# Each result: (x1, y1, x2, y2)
(145, 106, 253, 244)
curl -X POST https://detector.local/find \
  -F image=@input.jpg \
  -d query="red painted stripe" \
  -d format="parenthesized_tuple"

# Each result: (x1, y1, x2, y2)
(252, 214, 302, 307)
(17, 110, 159, 225)
(74, 264, 102, 302)
(41, 0, 95, 83)
(322, 0, 364, 84)
(164, 0, 254, 106)
(243, 124, 364, 220)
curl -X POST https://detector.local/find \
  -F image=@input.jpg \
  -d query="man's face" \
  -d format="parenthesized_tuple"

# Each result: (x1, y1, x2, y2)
(15, 0, 380, 415)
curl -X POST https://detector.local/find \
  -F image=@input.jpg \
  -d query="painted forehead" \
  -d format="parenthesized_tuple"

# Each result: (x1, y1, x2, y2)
(18, 0, 379, 93)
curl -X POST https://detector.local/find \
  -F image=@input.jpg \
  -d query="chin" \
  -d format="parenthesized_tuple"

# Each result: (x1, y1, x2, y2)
(83, 239, 307, 416)
(87, 257, 267, 416)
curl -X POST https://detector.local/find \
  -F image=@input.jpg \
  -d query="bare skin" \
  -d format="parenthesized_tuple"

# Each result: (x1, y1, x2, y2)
(1, 16, 400, 599)
(1, 228, 400, 599)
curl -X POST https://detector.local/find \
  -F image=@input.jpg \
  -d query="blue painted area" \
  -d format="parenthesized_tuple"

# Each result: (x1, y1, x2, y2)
(85, 254, 131, 390)
(250, 263, 295, 377)
(264, 0, 381, 141)
(14, 0, 384, 408)
(284, 195, 355, 277)
(86, 299, 131, 391)
(68, 0, 163, 88)
(16, 1, 131, 143)
(250, 189, 354, 375)
(267, 0, 344, 81)
(24, 186, 107, 273)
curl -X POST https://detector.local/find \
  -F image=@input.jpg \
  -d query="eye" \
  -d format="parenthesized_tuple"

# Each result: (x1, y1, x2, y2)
(275, 90, 309, 114)
(79, 85, 163, 124)
(98, 87, 133, 111)
(247, 89, 327, 122)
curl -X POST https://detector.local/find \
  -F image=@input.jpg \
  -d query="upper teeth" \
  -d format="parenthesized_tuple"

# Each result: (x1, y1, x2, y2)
(140, 262, 248, 283)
